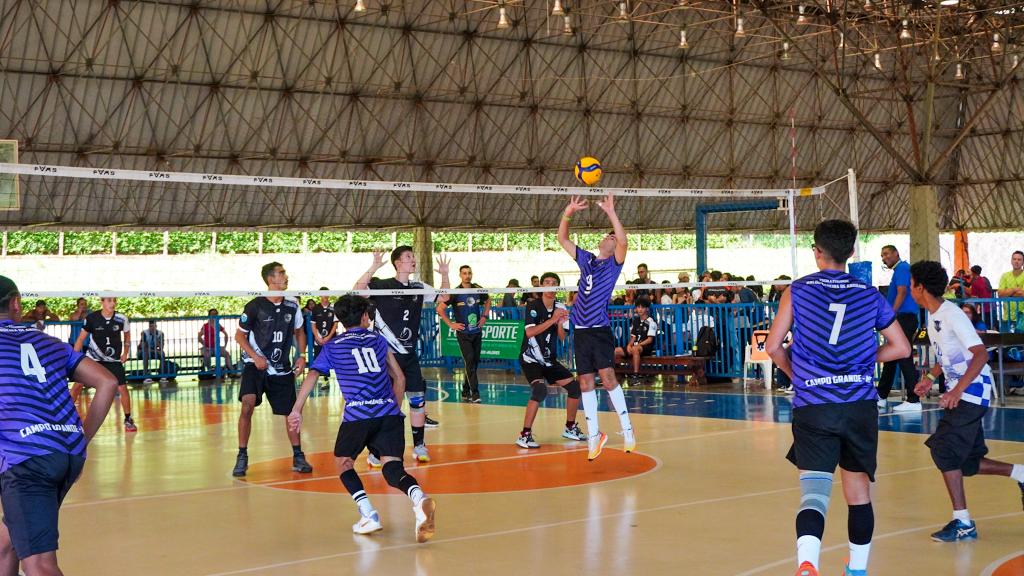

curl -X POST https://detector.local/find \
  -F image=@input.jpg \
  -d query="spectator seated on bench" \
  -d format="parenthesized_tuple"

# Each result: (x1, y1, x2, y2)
(614, 298, 658, 384)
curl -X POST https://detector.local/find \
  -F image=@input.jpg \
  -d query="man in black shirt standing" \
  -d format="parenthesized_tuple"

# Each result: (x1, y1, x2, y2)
(436, 265, 490, 403)
(311, 287, 338, 391)
(71, 297, 136, 432)
(231, 262, 310, 477)
(356, 246, 450, 463)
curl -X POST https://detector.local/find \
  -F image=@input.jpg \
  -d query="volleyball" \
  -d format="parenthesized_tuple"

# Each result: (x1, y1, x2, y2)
(574, 157, 602, 186)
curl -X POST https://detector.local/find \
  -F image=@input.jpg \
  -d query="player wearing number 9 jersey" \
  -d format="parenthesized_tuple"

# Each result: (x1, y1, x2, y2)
(289, 295, 435, 542)
(0, 275, 118, 574)
(766, 220, 911, 576)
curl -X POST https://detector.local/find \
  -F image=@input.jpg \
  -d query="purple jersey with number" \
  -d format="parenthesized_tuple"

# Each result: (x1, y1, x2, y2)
(0, 320, 87, 473)
(570, 246, 624, 328)
(789, 269, 895, 408)
(311, 328, 403, 422)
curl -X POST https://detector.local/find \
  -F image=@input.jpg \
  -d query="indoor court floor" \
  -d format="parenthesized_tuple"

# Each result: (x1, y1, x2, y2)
(51, 374, 1024, 575)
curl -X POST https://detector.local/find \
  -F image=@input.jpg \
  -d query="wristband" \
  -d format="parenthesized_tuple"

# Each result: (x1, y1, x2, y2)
(562, 214, 572, 221)
(925, 372, 936, 381)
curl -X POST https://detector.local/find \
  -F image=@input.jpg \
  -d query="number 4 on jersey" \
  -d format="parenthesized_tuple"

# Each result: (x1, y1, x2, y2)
(21, 343, 47, 383)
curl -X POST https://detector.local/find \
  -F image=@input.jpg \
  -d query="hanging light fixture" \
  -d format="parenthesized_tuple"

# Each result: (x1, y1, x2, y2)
(797, 5, 809, 24)
(899, 19, 912, 40)
(563, 13, 573, 35)
(1013, 53, 1020, 69)
(679, 28, 689, 49)
(497, 5, 510, 29)
(552, 0, 564, 16)
(992, 33, 1003, 53)
(837, 33, 845, 49)
(954, 62, 964, 79)
(939, 0, 959, 6)
(863, 0, 873, 11)
(619, 1, 629, 19)
(782, 41, 792, 60)
(874, 51, 883, 70)
(354, 0, 366, 12)
(735, 16, 746, 37)
(678, 0, 687, 5)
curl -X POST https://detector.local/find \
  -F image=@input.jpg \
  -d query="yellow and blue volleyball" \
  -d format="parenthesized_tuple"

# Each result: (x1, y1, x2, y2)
(574, 156, 602, 186)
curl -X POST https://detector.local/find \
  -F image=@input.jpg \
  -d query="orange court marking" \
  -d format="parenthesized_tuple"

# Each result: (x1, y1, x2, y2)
(241, 443, 658, 494)
(989, 553, 1024, 576)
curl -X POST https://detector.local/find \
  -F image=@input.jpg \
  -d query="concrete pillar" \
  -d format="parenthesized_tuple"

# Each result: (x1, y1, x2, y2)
(413, 226, 434, 284)
(908, 185, 940, 262)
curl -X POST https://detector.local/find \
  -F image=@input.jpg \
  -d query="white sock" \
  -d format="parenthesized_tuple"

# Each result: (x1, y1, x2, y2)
(354, 494, 376, 517)
(952, 508, 971, 524)
(407, 486, 425, 506)
(606, 385, 633, 432)
(796, 535, 821, 569)
(1010, 464, 1024, 483)
(581, 390, 600, 438)
(847, 542, 871, 571)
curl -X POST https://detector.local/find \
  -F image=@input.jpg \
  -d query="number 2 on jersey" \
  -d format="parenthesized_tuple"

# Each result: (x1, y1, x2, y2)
(351, 348, 382, 373)
(21, 343, 47, 383)
(827, 303, 847, 345)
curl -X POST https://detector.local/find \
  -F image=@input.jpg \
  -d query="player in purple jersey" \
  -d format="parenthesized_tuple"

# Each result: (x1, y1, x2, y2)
(0, 275, 117, 576)
(289, 295, 435, 543)
(766, 220, 910, 576)
(557, 193, 635, 461)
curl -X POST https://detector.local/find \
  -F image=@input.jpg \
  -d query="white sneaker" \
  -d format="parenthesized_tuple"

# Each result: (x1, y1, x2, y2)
(516, 432, 540, 449)
(877, 398, 887, 409)
(413, 498, 436, 543)
(353, 512, 383, 535)
(143, 378, 155, 385)
(893, 401, 923, 412)
(621, 428, 636, 453)
(367, 453, 382, 468)
(562, 423, 586, 441)
(413, 444, 430, 462)
(159, 378, 169, 384)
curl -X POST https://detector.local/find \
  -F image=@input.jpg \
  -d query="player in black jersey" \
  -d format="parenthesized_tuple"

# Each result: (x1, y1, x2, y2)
(311, 287, 338, 391)
(70, 297, 137, 432)
(355, 246, 450, 463)
(231, 262, 310, 477)
(614, 297, 659, 384)
(516, 272, 586, 448)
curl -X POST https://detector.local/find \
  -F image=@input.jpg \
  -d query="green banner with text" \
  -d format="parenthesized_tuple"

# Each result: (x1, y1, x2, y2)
(440, 320, 523, 360)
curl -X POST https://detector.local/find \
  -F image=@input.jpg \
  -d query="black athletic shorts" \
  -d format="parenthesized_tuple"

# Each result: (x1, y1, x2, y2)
(98, 361, 127, 386)
(239, 364, 297, 416)
(334, 415, 406, 459)
(573, 327, 615, 376)
(926, 402, 989, 476)
(787, 400, 879, 481)
(395, 352, 425, 394)
(626, 341, 655, 357)
(0, 452, 85, 559)
(521, 360, 574, 385)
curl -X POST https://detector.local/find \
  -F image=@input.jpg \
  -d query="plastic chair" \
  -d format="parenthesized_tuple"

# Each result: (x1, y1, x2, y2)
(743, 330, 773, 390)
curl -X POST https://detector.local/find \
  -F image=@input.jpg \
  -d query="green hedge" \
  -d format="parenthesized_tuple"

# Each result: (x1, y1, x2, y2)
(43, 296, 251, 319)
(472, 233, 504, 251)
(351, 232, 392, 252)
(216, 232, 259, 254)
(6, 232, 59, 255)
(264, 232, 303, 253)
(433, 232, 469, 252)
(63, 232, 112, 255)
(116, 232, 164, 255)
(168, 232, 212, 254)
(308, 232, 346, 252)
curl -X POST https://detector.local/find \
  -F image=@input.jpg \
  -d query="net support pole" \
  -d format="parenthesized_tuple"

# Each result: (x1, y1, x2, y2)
(788, 188, 798, 278)
(848, 168, 860, 262)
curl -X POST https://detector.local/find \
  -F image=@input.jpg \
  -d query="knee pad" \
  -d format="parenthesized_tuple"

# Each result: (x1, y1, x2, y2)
(799, 471, 833, 518)
(381, 460, 405, 488)
(406, 392, 425, 413)
(530, 380, 548, 403)
(563, 379, 581, 400)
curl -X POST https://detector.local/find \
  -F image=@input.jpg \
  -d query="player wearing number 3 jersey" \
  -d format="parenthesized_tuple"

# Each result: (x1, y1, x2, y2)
(766, 220, 910, 576)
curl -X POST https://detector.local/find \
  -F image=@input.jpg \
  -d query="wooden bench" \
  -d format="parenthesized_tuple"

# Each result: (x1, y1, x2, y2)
(615, 355, 708, 387)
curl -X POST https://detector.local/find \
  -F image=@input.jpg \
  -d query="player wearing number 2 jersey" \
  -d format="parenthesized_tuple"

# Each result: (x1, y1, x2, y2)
(0, 275, 118, 575)
(766, 220, 910, 576)
(231, 262, 310, 478)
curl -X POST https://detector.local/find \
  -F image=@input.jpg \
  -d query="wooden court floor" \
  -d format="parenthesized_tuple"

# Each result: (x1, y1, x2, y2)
(27, 377, 1024, 575)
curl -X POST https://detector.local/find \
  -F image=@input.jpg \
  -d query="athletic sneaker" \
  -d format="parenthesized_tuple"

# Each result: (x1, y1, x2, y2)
(877, 398, 887, 409)
(413, 444, 431, 462)
(1018, 481, 1024, 511)
(516, 432, 540, 449)
(796, 561, 818, 576)
(353, 512, 383, 535)
(232, 452, 248, 477)
(893, 401, 923, 413)
(587, 432, 608, 461)
(292, 452, 314, 473)
(414, 497, 436, 543)
(460, 392, 471, 402)
(143, 378, 155, 385)
(367, 453, 382, 468)
(930, 519, 977, 542)
(124, 417, 137, 432)
(470, 394, 482, 404)
(424, 415, 440, 428)
(158, 377, 169, 384)
(562, 423, 586, 441)
(844, 564, 867, 576)
(622, 427, 636, 453)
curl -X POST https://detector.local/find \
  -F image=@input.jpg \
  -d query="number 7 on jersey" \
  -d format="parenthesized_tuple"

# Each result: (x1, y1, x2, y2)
(828, 303, 847, 346)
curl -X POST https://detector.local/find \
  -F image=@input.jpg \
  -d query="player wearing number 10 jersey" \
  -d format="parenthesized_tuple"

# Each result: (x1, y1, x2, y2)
(289, 295, 435, 543)
(766, 220, 910, 576)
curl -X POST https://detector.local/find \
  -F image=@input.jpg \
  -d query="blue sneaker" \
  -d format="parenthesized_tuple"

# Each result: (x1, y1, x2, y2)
(930, 519, 977, 542)
(844, 564, 867, 576)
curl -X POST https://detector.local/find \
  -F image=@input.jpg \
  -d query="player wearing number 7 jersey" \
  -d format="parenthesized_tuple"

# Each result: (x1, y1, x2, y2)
(766, 220, 911, 576)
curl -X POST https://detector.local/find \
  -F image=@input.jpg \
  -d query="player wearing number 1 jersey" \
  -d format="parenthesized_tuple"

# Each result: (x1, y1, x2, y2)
(766, 220, 910, 576)
(0, 275, 117, 575)
(289, 295, 435, 543)
(231, 262, 310, 478)
(70, 297, 136, 432)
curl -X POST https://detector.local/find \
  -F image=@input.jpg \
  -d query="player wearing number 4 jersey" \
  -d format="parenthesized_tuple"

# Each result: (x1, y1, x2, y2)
(767, 220, 911, 576)
(289, 295, 435, 543)
(0, 275, 118, 575)
(231, 262, 311, 478)
(70, 297, 136, 432)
